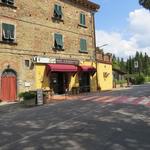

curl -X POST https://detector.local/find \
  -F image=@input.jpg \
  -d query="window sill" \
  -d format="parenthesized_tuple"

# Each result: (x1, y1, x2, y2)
(79, 50, 88, 54)
(52, 17, 64, 22)
(0, 2, 17, 9)
(52, 47, 65, 51)
(78, 24, 87, 28)
(0, 40, 18, 45)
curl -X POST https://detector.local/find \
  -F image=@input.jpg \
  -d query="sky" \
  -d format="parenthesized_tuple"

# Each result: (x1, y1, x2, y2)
(92, 0, 150, 59)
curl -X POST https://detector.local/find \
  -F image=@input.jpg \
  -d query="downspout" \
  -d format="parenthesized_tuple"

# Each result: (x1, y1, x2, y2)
(91, 12, 99, 91)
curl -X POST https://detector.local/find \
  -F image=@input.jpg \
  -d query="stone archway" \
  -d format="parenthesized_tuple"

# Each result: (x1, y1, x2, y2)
(0, 69, 17, 102)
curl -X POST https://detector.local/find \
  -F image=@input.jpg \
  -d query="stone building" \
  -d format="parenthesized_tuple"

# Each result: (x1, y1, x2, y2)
(0, 0, 100, 101)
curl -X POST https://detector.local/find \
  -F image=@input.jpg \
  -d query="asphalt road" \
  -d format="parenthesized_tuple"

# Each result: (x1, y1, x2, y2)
(0, 84, 150, 150)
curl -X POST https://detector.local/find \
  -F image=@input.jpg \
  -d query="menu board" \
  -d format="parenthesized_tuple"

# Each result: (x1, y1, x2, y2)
(37, 89, 43, 105)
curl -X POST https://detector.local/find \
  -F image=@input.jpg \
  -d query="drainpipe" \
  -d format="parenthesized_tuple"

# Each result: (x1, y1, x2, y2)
(91, 12, 99, 91)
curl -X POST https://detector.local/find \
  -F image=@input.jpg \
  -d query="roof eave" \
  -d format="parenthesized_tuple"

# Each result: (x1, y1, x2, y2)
(71, 0, 100, 12)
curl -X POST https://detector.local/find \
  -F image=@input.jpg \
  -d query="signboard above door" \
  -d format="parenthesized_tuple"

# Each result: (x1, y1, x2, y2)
(56, 59, 79, 65)
(32, 56, 79, 65)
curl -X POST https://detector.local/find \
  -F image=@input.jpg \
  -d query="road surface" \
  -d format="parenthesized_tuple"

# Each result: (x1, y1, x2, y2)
(0, 84, 150, 150)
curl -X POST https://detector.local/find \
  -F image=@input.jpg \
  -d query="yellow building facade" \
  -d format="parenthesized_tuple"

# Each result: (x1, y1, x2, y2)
(96, 49, 113, 91)
(97, 63, 113, 91)
(34, 60, 97, 95)
(34, 52, 112, 96)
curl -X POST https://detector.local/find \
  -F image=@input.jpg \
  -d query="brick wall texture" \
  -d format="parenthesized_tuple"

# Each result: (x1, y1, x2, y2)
(0, 0, 97, 96)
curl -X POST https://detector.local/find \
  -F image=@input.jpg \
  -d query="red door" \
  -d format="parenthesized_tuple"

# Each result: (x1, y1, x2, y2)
(0, 71, 17, 102)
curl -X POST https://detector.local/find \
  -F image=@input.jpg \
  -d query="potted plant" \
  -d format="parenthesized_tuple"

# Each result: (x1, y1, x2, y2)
(19, 91, 36, 107)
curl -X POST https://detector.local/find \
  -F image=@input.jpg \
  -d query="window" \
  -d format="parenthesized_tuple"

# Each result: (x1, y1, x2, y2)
(80, 39, 87, 52)
(1, 0, 14, 5)
(2, 23, 15, 43)
(80, 13, 86, 26)
(53, 4, 63, 20)
(54, 33, 63, 50)
(25, 60, 30, 68)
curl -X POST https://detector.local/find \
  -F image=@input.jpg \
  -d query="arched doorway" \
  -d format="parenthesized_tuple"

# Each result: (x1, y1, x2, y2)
(0, 69, 17, 102)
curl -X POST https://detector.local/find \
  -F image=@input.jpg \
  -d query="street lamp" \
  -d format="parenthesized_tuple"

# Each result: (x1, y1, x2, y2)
(98, 44, 109, 48)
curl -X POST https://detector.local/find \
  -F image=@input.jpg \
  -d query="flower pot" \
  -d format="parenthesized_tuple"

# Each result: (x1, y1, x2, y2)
(23, 98, 36, 107)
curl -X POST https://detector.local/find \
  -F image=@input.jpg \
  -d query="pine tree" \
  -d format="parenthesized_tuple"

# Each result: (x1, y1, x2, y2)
(128, 56, 133, 74)
(120, 58, 126, 72)
(144, 52, 149, 75)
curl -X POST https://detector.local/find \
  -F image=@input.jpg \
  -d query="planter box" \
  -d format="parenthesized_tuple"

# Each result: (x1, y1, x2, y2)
(23, 98, 36, 107)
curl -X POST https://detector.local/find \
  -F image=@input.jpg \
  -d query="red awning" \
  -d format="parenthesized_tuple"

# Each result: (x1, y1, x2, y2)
(78, 66, 96, 72)
(46, 64, 78, 73)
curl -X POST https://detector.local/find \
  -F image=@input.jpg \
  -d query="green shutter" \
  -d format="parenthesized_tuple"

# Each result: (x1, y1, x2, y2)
(80, 39, 87, 52)
(2, 23, 15, 40)
(55, 33, 63, 49)
(8, 0, 14, 5)
(2, 23, 10, 39)
(54, 4, 62, 18)
(83, 14, 85, 25)
(80, 13, 82, 25)
(80, 13, 85, 25)
(2, 0, 14, 5)
(58, 5, 62, 16)
(9, 24, 15, 39)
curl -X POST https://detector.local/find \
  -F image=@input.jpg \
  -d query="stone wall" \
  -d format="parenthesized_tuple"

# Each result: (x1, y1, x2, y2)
(0, 0, 97, 94)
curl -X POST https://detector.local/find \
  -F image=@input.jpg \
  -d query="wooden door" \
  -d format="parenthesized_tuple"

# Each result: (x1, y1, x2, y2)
(0, 70, 17, 102)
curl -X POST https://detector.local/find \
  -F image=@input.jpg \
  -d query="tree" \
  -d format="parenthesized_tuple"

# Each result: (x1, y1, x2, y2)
(128, 56, 133, 74)
(120, 58, 126, 72)
(139, 0, 150, 10)
(112, 54, 120, 70)
(143, 53, 150, 75)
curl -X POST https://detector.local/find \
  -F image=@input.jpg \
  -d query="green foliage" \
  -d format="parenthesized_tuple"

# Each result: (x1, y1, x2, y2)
(135, 74, 145, 85)
(128, 73, 145, 85)
(113, 52, 150, 85)
(115, 80, 127, 84)
(145, 76, 150, 82)
(139, 0, 150, 10)
(112, 55, 126, 72)
(19, 91, 36, 100)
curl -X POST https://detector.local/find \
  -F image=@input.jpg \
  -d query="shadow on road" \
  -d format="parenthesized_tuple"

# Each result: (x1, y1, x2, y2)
(0, 100, 150, 150)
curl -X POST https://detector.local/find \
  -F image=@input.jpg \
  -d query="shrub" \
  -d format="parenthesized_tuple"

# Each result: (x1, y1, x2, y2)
(19, 91, 36, 100)
(115, 80, 127, 84)
(135, 74, 145, 84)
(145, 76, 150, 82)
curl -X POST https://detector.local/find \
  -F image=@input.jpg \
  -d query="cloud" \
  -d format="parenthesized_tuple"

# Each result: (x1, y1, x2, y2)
(96, 8, 150, 59)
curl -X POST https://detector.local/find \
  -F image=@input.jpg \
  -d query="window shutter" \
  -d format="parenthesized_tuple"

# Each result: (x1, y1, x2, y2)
(54, 5, 59, 16)
(80, 13, 85, 25)
(58, 5, 62, 16)
(2, 0, 14, 5)
(1, 0, 7, 4)
(54, 4, 62, 19)
(82, 14, 85, 25)
(55, 33, 63, 49)
(2, 23, 15, 41)
(80, 39, 87, 52)
(80, 13, 82, 25)
(9, 24, 15, 39)
(2, 23, 9, 39)
(8, 0, 14, 5)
